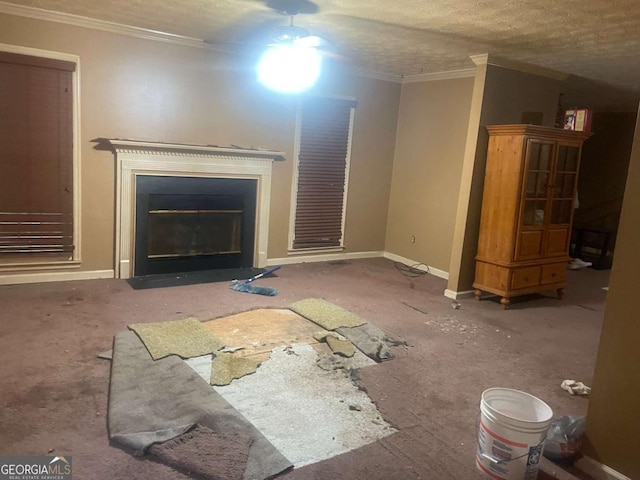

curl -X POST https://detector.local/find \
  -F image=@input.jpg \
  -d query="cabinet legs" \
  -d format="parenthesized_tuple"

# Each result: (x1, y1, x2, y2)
(476, 289, 510, 309)
(475, 288, 563, 308)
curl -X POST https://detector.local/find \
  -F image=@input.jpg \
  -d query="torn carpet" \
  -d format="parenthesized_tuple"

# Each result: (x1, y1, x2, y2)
(288, 298, 367, 330)
(128, 316, 223, 360)
(149, 425, 252, 480)
(108, 330, 292, 480)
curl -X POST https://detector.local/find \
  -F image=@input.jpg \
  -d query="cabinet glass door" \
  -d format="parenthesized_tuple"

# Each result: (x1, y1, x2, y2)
(522, 141, 552, 226)
(550, 145, 579, 224)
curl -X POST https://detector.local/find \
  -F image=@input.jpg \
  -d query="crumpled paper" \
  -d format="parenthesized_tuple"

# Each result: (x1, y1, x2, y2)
(561, 379, 591, 396)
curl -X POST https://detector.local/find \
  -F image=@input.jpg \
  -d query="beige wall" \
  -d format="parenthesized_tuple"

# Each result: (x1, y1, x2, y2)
(385, 77, 474, 272)
(447, 64, 562, 293)
(581, 106, 640, 479)
(0, 13, 400, 274)
(316, 72, 401, 255)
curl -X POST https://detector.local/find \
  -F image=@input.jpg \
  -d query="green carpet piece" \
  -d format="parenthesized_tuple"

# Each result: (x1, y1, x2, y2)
(210, 352, 261, 386)
(312, 331, 356, 358)
(289, 298, 368, 331)
(326, 336, 356, 358)
(128, 317, 224, 360)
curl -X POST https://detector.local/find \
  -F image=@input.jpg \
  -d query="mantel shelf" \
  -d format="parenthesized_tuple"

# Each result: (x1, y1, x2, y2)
(97, 138, 286, 160)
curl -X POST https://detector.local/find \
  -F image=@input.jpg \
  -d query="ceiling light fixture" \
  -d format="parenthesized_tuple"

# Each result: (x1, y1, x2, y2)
(256, 17, 323, 93)
(257, 44, 322, 93)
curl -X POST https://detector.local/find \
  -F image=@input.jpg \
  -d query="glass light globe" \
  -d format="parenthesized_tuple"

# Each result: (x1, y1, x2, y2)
(257, 44, 322, 93)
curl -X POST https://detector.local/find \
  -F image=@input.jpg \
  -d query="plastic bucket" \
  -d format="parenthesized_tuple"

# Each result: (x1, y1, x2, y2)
(476, 388, 553, 480)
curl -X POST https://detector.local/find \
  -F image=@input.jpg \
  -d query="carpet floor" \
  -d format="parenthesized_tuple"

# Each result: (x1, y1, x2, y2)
(0, 257, 604, 480)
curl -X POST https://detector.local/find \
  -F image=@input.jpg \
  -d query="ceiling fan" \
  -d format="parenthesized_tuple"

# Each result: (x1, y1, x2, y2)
(210, 0, 342, 62)
(261, 0, 325, 48)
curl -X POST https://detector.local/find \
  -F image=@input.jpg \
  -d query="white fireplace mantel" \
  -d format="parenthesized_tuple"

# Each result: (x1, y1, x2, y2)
(104, 139, 285, 279)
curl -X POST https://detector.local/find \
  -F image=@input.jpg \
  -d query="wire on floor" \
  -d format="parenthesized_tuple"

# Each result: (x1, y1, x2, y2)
(394, 261, 430, 277)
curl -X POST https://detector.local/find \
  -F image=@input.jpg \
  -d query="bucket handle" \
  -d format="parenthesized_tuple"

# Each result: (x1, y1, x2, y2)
(476, 412, 546, 465)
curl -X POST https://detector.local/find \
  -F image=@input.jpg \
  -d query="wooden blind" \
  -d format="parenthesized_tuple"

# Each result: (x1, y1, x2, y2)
(0, 52, 75, 256)
(293, 97, 355, 249)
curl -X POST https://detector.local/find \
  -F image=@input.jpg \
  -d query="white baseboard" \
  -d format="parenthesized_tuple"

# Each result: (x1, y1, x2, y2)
(0, 269, 114, 286)
(444, 288, 476, 300)
(267, 250, 384, 266)
(382, 252, 449, 280)
(268, 250, 450, 282)
(0, 250, 448, 286)
(575, 456, 632, 480)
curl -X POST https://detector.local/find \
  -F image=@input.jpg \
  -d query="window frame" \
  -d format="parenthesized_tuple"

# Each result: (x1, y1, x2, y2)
(0, 43, 81, 271)
(288, 95, 355, 253)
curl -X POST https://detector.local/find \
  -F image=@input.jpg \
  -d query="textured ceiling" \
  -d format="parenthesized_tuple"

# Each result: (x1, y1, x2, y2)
(4, 0, 640, 93)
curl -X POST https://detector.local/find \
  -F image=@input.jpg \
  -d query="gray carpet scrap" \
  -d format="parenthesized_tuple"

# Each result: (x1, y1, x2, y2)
(289, 298, 405, 362)
(108, 331, 292, 480)
(149, 425, 252, 480)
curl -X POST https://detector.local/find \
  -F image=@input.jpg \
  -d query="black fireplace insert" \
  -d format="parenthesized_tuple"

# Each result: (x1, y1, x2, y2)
(134, 175, 257, 277)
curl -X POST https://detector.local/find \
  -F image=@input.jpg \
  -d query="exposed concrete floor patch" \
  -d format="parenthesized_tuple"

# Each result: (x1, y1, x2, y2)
(186, 343, 395, 468)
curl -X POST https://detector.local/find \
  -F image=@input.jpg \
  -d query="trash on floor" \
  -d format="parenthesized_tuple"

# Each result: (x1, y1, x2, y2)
(230, 266, 281, 296)
(313, 331, 356, 357)
(543, 415, 586, 461)
(560, 379, 591, 396)
(568, 258, 592, 270)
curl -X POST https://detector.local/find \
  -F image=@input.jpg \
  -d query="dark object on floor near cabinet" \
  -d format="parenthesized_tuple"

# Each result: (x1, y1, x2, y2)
(571, 227, 613, 270)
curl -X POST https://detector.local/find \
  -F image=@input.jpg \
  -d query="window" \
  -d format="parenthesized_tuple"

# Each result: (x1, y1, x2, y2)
(290, 96, 355, 250)
(0, 49, 77, 261)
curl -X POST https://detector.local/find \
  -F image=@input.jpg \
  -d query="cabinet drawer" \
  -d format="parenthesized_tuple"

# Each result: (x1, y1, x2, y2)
(540, 262, 567, 285)
(510, 266, 541, 290)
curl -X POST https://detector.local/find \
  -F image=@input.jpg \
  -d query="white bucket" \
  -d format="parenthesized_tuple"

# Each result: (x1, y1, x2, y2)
(476, 388, 553, 480)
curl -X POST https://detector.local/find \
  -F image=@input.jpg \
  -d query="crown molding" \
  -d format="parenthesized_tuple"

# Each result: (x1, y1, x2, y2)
(471, 53, 568, 81)
(0, 1, 228, 52)
(402, 68, 476, 84)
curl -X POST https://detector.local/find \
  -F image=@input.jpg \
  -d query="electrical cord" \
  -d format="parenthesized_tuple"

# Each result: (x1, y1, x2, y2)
(393, 261, 429, 277)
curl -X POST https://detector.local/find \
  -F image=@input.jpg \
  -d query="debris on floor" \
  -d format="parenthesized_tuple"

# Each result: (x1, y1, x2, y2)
(560, 379, 591, 396)
(568, 258, 593, 270)
(543, 415, 586, 461)
(336, 322, 404, 362)
(210, 352, 261, 386)
(110, 303, 404, 479)
(313, 331, 356, 357)
(97, 349, 113, 360)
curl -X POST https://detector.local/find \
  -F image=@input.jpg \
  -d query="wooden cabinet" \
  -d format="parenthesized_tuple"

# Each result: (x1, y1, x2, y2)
(473, 124, 591, 308)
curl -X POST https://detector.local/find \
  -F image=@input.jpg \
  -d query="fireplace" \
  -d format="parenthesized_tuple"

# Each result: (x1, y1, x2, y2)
(134, 175, 257, 276)
(104, 139, 284, 279)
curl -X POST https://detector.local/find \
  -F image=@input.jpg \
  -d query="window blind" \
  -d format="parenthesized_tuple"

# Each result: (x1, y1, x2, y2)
(0, 52, 75, 255)
(293, 97, 355, 249)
